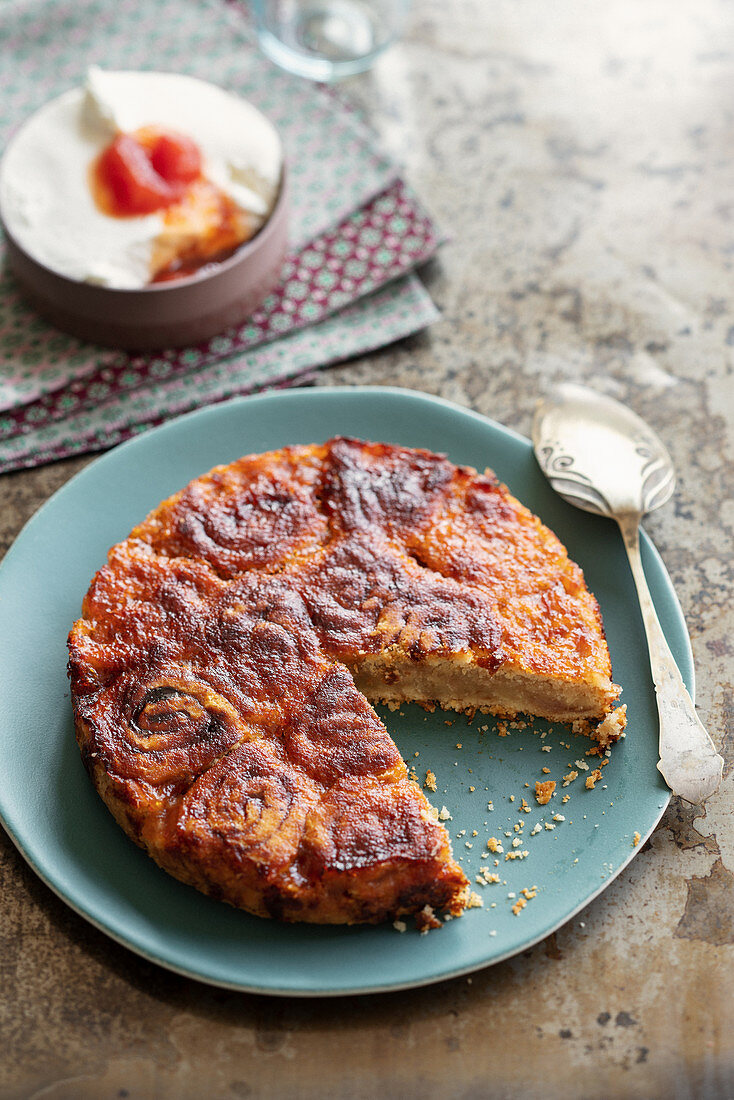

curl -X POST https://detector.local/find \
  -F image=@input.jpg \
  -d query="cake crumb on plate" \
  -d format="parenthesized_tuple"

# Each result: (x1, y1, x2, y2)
(535, 780, 556, 805)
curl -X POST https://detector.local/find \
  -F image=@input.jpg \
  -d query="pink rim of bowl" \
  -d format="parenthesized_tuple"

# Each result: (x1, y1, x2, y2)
(0, 167, 290, 351)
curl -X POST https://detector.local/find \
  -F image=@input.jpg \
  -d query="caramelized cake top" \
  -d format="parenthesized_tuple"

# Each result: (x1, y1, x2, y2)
(128, 438, 610, 682)
(68, 438, 620, 924)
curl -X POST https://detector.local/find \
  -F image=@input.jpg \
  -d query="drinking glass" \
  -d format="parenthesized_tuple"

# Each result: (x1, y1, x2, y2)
(252, 0, 411, 81)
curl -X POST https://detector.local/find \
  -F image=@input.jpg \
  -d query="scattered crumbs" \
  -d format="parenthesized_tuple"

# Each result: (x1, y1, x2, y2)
(520, 798, 531, 813)
(480, 724, 489, 732)
(465, 841, 473, 849)
(416, 905, 442, 933)
(541, 730, 549, 740)
(456, 743, 462, 749)
(535, 780, 556, 805)
(469, 786, 476, 792)
(562, 770, 579, 787)
(487, 801, 494, 811)
(476, 869, 500, 885)
(509, 795, 515, 802)
(507, 892, 516, 898)
(497, 721, 508, 737)
(505, 850, 529, 860)
(542, 767, 551, 775)
(472, 830, 478, 837)
(438, 805, 452, 821)
(585, 768, 603, 790)
(489, 929, 497, 936)
(521, 886, 538, 900)
(413, 752, 420, 758)
(530, 823, 542, 836)
(574, 759, 590, 771)
(504, 831, 512, 838)
(457, 828, 466, 837)
(633, 831, 641, 847)
(486, 837, 503, 853)
(512, 897, 527, 916)
(562, 794, 571, 804)
(541, 745, 552, 753)
(480, 852, 489, 860)
(573, 858, 578, 864)
(494, 859, 500, 867)
(424, 770, 437, 792)
(512, 837, 523, 849)
(524, 782, 530, 788)
(393, 920, 407, 933)
(514, 823, 522, 833)
(465, 892, 483, 910)
(409, 767, 419, 782)
(552, 814, 565, 822)
(544, 822, 556, 831)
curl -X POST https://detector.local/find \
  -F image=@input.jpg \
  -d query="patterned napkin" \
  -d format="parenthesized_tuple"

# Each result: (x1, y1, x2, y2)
(0, 0, 442, 473)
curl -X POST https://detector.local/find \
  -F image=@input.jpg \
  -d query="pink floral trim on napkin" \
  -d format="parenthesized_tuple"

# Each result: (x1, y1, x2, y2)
(0, 276, 438, 473)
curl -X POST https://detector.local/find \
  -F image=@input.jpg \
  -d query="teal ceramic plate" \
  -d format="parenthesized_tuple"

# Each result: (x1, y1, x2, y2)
(0, 387, 688, 996)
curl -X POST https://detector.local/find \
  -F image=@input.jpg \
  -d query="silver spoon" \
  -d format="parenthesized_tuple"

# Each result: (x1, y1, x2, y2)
(532, 382, 723, 806)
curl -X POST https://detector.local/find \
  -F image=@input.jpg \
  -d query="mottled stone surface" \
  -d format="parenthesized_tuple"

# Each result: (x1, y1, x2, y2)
(1, 0, 733, 1096)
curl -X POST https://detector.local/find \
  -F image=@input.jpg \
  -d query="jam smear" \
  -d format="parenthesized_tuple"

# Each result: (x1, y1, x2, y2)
(150, 183, 254, 283)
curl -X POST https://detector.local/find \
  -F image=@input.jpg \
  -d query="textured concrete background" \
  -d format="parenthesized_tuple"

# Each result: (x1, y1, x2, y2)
(1, 0, 733, 1097)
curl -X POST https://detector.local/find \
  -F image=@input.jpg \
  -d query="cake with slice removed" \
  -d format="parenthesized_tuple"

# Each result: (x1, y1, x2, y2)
(67, 438, 625, 924)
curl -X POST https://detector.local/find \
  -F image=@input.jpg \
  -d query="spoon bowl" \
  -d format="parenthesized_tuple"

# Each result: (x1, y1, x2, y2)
(532, 383, 676, 517)
(533, 383, 723, 806)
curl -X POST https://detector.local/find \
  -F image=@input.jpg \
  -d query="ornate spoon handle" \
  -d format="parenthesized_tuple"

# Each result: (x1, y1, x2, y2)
(616, 512, 723, 805)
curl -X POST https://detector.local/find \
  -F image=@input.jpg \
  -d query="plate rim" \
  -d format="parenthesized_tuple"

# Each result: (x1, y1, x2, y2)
(0, 385, 688, 996)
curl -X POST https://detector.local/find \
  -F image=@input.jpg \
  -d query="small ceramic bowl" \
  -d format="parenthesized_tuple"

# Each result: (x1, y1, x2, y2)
(1, 168, 289, 351)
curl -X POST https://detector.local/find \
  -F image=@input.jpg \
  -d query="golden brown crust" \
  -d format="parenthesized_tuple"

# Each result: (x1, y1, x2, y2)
(68, 437, 623, 925)
(130, 444, 328, 577)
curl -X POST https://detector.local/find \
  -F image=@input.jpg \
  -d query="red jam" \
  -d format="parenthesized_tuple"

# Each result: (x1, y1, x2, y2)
(91, 127, 255, 283)
(93, 129, 203, 217)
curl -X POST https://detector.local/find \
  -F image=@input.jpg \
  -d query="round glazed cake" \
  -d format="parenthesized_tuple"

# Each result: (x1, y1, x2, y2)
(67, 438, 625, 924)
